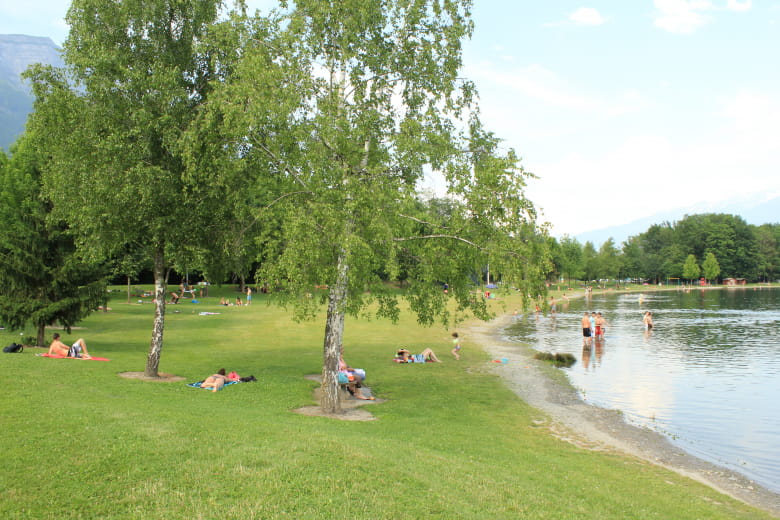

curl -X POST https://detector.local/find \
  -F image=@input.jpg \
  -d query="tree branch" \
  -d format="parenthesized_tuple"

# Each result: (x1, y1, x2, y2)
(253, 140, 309, 189)
(392, 234, 483, 250)
(398, 213, 447, 228)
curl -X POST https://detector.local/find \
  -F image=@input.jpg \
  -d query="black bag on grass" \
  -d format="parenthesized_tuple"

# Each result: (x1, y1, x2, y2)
(3, 343, 23, 353)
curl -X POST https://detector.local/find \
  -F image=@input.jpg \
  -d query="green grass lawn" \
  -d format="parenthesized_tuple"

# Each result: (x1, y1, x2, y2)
(0, 286, 773, 519)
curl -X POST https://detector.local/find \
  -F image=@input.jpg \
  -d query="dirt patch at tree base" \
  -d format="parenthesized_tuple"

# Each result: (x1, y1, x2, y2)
(293, 375, 381, 421)
(118, 371, 186, 382)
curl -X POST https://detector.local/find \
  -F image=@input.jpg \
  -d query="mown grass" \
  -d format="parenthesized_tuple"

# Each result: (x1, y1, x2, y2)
(0, 286, 773, 519)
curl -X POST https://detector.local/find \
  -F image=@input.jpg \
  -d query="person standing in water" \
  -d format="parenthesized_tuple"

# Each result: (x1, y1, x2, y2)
(595, 312, 608, 338)
(643, 311, 654, 331)
(581, 312, 592, 346)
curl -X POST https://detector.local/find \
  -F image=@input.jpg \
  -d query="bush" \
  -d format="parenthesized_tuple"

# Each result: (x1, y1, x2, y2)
(534, 351, 576, 367)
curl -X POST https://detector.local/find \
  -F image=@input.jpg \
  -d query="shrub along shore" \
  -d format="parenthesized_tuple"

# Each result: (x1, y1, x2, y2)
(0, 285, 775, 519)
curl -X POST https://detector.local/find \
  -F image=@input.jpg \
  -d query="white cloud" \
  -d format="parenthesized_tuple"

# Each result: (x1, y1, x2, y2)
(726, 0, 752, 12)
(526, 88, 780, 235)
(605, 90, 648, 117)
(653, 0, 751, 33)
(719, 90, 780, 163)
(467, 61, 648, 121)
(653, 0, 714, 34)
(569, 7, 607, 26)
(469, 62, 596, 111)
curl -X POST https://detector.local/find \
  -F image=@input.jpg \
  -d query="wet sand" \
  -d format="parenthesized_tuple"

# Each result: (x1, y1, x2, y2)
(467, 314, 780, 517)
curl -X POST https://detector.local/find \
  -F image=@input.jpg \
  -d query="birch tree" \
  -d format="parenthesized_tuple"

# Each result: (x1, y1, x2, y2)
(25, 0, 244, 376)
(197, 0, 550, 412)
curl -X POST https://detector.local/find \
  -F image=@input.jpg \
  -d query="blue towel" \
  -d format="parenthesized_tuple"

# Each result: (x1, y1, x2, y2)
(187, 381, 238, 390)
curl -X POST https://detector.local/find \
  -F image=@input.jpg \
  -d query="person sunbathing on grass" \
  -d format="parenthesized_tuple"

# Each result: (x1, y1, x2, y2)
(394, 348, 441, 363)
(48, 333, 92, 359)
(200, 368, 231, 392)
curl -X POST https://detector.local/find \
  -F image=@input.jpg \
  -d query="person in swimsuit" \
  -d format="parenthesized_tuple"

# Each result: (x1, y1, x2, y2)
(201, 368, 230, 392)
(47, 333, 69, 356)
(643, 311, 654, 331)
(339, 357, 374, 400)
(451, 332, 461, 360)
(581, 313, 592, 346)
(48, 333, 92, 359)
(594, 312, 605, 338)
(395, 348, 441, 363)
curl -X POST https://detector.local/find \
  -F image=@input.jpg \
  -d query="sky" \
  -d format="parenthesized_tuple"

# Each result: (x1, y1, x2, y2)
(2, 1, 779, 237)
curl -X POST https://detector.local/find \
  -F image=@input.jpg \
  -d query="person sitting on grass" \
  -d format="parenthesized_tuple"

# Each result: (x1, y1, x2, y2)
(338, 356, 374, 400)
(48, 333, 92, 359)
(169, 292, 180, 304)
(200, 368, 230, 392)
(394, 348, 441, 363)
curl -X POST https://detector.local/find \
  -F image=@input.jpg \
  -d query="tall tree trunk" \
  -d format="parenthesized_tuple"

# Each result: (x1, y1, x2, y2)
(36, 322, 46, 347)
(321, 251, 349, 414)
(145, 247, 167, 378)
(126, 276, 131, 304)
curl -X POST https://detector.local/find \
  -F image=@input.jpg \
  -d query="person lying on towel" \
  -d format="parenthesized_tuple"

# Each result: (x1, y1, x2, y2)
(394, 348, 441, 363)
(48, 333, 93, 359)
(200, 368, 234, 392)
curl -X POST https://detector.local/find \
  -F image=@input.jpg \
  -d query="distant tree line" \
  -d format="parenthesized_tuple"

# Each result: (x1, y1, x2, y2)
(548, 213, 780, 285)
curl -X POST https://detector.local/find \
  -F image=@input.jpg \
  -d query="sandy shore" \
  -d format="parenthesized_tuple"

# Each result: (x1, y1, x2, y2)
(467, 314, 780, 517)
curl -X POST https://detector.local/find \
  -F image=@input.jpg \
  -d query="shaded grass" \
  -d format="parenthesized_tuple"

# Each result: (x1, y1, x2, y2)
(0, 287, 773, 519)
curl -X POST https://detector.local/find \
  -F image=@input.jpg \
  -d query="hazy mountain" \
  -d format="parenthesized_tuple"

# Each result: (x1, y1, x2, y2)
(574, 194, 780, 247)
(0, 34, 63, 151)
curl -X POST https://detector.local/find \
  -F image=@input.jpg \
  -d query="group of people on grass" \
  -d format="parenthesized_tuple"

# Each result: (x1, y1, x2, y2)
(42, 305, 463, 403)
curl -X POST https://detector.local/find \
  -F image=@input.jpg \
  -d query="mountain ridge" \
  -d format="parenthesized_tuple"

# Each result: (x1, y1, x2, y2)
(0, 34, 63, 150)
(572, 194, 780, 246)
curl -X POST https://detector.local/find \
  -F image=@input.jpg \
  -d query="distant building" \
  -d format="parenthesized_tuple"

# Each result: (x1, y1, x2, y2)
(723, 278, 747, 286)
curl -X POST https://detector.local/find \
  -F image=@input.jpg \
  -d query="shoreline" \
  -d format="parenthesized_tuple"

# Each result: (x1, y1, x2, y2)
(467, 312, 780, 517)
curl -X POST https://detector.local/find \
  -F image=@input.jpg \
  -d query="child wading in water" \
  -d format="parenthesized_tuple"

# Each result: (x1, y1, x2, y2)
(451, 332, 461, 360)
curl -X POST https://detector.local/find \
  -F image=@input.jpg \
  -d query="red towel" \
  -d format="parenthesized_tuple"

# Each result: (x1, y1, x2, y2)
(39, 353, 110, 361)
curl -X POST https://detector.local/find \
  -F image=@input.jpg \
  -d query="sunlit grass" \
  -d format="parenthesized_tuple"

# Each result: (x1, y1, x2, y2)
(0, 286, 771, 519)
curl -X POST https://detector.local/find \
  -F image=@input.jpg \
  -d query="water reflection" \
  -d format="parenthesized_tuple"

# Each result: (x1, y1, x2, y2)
(504, 288, 780, 494)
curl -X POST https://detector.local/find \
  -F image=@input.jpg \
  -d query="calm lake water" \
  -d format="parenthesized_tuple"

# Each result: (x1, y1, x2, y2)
(503, 287, 780, 494)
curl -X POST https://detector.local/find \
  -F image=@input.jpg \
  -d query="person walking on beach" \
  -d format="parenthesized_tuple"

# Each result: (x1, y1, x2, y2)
(581, 312, 592, 346)
(451, 332, 461, 360)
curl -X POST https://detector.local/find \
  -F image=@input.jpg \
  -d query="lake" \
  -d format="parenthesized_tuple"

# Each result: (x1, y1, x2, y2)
(503, 287, 780, 494)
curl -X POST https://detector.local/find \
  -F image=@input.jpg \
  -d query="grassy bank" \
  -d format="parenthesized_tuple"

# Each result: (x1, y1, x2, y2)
(0, 287, 773, 519)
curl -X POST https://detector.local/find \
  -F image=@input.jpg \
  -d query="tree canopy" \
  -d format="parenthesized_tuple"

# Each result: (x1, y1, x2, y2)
(0, 134, 107, 346)
(547, 213, 779, 284)
(25, 0, 246, 376)
(17, 0, 550, 405)
(189, 0, 550, 411)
